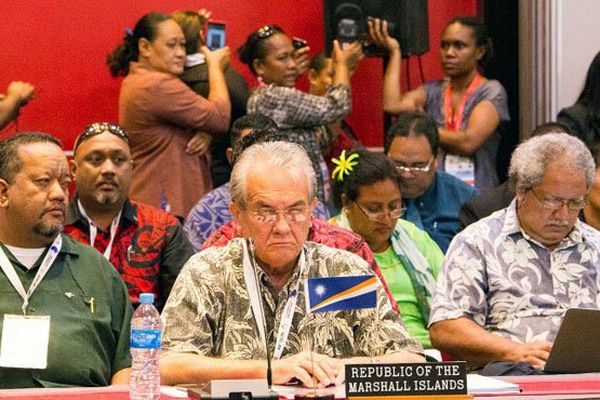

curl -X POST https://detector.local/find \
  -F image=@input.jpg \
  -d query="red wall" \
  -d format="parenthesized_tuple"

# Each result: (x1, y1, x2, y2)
(0, 0, 476, 149)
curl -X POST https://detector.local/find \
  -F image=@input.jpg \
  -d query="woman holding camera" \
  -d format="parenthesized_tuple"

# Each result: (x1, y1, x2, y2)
(238, 25, 362, 205)
(370, 16, 509, 192)
(107, 12, 230, 219)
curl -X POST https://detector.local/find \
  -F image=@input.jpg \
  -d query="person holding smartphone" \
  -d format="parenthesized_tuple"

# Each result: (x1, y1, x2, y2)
(107, 12, 231, 219)
(172, 9, 250, 188)
(238, 25, 362, 206)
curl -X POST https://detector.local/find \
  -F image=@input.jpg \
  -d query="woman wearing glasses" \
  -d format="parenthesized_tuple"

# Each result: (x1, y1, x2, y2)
(329, 148, 443, 349)
(369, 16, 509, 192)
(237, 25, 362, 206)
(107, 12, 230, 219)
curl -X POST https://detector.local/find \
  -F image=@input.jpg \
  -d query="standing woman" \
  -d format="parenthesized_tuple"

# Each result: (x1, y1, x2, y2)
(107, 12, 230, 219)
(370, 16, 509, 191)
(238, 25, 362, 204)
(557, 50, 600, 149)
(329, 148, 443, 349)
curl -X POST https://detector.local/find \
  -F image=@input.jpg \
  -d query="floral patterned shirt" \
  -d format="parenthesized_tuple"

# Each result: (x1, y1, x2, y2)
(161, 239, 422, 359)
(429, 199, 600, 343)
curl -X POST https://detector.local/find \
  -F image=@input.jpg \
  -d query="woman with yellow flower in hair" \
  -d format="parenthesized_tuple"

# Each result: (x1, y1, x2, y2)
(330, 148, 443, 349)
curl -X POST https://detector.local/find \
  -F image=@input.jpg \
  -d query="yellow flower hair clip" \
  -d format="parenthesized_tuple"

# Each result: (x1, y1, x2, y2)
(331, 150, 359, 182)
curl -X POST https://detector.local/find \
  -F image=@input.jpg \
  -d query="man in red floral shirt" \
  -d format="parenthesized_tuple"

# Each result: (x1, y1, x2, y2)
(64, 122, 193, 310)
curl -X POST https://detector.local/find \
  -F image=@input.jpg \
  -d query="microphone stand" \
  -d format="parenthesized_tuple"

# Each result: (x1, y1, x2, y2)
(247, 238, 274, 388)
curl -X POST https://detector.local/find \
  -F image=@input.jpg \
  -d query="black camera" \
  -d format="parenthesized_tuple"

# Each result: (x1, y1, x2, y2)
(334, 3, 394, 57)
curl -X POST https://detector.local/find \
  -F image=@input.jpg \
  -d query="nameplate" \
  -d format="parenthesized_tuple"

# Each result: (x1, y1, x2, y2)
(345, 362, 468, 398)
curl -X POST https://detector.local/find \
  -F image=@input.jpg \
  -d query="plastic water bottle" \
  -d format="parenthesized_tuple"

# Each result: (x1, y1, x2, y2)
(130, 293, 161, 400)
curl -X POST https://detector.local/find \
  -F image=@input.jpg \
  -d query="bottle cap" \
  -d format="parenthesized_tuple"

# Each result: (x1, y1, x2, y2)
(139, 293, 154, 304)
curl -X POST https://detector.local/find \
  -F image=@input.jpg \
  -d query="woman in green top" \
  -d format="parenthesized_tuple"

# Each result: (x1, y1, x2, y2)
(330, 148, 443, 348)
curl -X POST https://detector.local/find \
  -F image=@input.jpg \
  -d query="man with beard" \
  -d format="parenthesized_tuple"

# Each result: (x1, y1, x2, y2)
(65, 123, 193, 310)
(429, 133, 600, 372)
(0, 132, 131, 387)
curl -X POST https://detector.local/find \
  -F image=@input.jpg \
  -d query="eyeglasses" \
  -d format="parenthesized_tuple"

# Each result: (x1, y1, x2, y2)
(392, 157, 434, 174)
(528, 188, 587, 212)
(74, 122, 129, 151)
(256, 25, 277, 39)
(249, 206, 310, 225)
(353, 201, 406, 221)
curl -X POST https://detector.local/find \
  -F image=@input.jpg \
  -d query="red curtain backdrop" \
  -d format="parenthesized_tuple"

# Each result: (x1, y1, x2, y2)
(0, 0, 476, 148)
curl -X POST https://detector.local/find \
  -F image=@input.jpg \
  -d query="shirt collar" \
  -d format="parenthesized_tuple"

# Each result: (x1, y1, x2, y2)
(185, 53, 206, 67)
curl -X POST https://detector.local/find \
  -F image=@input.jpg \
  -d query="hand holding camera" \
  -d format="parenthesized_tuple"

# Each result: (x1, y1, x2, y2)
(200, 45, 230, 71)
(367, 18, 400, 55)
(292, 37, 311, 76)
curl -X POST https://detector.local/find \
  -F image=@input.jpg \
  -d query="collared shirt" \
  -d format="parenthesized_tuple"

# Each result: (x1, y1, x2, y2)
(403, 171, 478, 252)
(429, 199, 600, 344)
(161, 239, 422, 359)
(0, 235, 132, 388)
(202, 216, 398, 312)
(184, 182, 330, 251)
(64, 195, 193, 310)
(247, 83, 350, 203)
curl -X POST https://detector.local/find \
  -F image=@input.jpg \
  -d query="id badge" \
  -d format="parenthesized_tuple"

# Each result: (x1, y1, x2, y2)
(0, 314, 50, 369)
(445, 154, 475, 186)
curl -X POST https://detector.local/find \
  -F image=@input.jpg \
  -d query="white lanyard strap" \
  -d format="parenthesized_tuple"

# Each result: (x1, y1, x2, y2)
(0, 235, 62, 315)
(77, 200, 122, 260)
(242, 240, 305, 360)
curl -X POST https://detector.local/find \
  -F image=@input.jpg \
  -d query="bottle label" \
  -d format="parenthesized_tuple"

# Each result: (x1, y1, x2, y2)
(131, 329, 161, 349)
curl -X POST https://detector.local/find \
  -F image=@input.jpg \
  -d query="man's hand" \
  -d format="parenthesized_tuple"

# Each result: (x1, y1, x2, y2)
(272, 351, 340, 388)
(186, 131, 212, 156)
(506, 341, 553, 369)
(332, 41, 363, 76)
(201, 45, 230, 71)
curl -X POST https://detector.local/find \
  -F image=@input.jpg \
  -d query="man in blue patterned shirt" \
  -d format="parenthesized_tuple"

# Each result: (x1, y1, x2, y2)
(429, 133, 600, 371)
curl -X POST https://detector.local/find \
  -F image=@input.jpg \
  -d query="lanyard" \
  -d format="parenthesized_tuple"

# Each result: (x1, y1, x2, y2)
(242, 240, 305, 360)
(443, 72, 483, 131)
(77, 200, 122, 260)
(0, 235, 62, 315)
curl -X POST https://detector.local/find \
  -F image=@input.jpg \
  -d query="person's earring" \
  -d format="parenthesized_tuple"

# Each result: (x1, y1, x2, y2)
(257, 75, 264, 84)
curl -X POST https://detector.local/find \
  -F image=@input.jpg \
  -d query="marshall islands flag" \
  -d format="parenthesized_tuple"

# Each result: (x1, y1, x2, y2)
(306, 275, 377, 313)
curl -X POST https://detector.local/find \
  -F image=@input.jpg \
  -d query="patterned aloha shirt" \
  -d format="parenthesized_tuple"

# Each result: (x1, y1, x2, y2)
(162, 238, 422, 360)
(429, 199, 600, 344)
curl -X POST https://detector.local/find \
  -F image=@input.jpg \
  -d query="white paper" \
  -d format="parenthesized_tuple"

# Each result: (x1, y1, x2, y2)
(467, 374, 521, 394)
(0, 314, 50, 369)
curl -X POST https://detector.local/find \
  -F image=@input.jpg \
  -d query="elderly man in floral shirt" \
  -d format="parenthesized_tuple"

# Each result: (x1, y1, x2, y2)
(429, 133, 600, 371)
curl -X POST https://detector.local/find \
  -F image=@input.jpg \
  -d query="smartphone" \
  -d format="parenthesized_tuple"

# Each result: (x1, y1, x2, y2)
(292, 37, 307, 50)
(206, 21, 226, 50)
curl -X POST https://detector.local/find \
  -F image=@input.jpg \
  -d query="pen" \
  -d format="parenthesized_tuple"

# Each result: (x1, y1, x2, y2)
(85, 297, 96, 314)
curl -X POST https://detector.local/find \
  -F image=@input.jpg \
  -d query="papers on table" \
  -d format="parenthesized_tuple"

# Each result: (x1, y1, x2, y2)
(467, 374, 520, 395)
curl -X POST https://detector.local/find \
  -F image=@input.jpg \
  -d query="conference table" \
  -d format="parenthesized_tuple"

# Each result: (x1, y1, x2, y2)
(1, 374, 600, 400)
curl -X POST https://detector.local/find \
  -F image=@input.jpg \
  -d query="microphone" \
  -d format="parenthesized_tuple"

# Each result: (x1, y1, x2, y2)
(247, 238, 273, 388)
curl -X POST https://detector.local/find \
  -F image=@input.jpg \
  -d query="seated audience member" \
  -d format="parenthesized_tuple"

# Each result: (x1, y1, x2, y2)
(108, 12, 230, 219)
(172, 9, 250, 187)
(308, 51, 362, 174)
(239, 24, 362, 204)
(65, 123, 193, 310)
(0, 133, 131, 387)
(429, 133, 600, 371)
(184, 114, 329, 250)
(329, 149, 443, 348)
(557, 50, 600, 149)
(0, 81, 35, 131)
(458, 122, 572, 229)
(369, 17, 510, 191)
(386, 112, 477, 252)
(160, 141, 424, 387)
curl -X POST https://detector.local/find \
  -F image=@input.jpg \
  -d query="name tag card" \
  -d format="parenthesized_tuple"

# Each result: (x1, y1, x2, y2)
(346, 362, 469, 399)
(0, 314, 50, 369)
